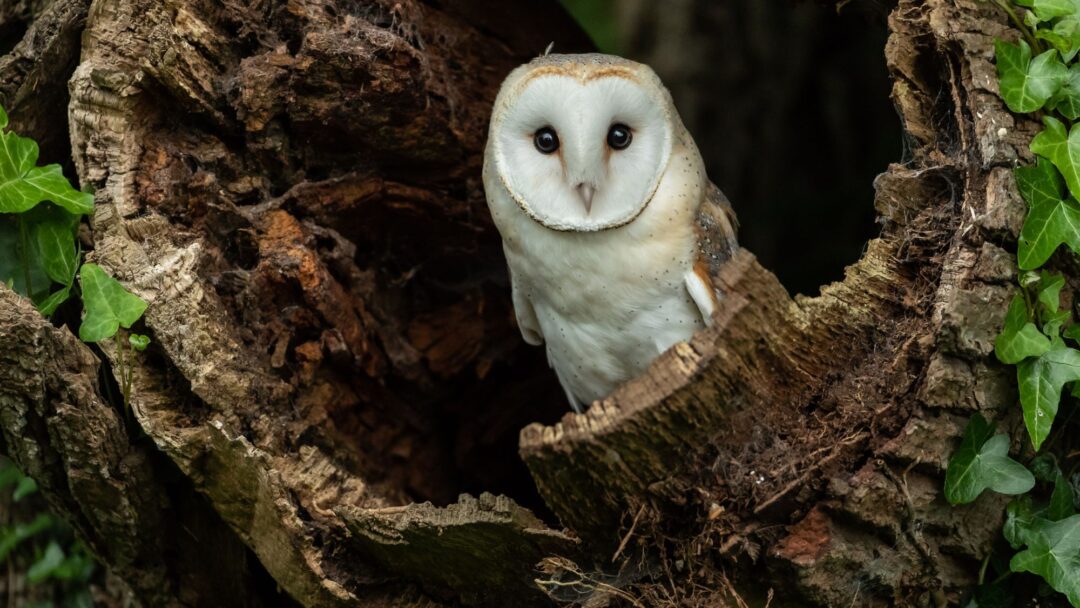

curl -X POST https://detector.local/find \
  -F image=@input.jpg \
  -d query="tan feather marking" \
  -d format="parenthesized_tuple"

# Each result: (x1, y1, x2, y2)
(693, 259, 719, 310)
(694, 182, 740, 280)
(518, 66, 639, 87)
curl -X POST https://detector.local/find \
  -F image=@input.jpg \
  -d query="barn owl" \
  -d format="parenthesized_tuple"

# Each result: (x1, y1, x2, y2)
(483, 53, 738, 412)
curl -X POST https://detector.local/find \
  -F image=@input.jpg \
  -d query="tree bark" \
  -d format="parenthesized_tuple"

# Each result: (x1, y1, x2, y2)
(0, 0, 1041, 606)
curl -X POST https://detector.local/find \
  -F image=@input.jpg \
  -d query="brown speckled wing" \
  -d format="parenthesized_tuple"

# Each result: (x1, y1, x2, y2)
(694, 182, 739, 291)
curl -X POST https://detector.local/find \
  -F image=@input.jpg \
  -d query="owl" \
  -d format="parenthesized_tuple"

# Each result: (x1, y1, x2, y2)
(483, 53, 738, 413)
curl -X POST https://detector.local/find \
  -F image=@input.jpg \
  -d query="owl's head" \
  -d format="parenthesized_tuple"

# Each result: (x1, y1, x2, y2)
(487, 54, 679, 232)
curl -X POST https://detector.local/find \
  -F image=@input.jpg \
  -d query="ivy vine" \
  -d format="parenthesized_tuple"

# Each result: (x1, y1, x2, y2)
(0, 104, 150, 412)
(944, 1, 1080, 605)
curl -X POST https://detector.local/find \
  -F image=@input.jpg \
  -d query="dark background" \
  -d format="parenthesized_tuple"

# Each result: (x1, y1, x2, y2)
(559, 0, 902, 296)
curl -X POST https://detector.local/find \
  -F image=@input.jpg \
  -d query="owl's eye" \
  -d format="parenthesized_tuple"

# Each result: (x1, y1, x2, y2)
(533, 127, 559, 154)
(607, 124, 632, 150)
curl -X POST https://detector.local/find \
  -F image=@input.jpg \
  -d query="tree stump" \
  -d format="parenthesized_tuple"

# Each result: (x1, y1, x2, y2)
(0, 0, 1043, 606)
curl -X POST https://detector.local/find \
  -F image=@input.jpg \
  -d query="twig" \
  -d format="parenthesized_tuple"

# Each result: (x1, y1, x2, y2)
(995, 0, 1041, 52)
(612, 504, 646, 563)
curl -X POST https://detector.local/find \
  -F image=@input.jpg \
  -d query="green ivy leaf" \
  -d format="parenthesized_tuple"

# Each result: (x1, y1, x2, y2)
(1039, 272, 1065, 313)
(35, 285, 70, 316)
(0, 217, 49, 300)
(128, 333, 150, 351)
(78, 263, 147, 343)
(1009, 514, 1080, 606)
(1032, 453, 1062, 482)
(1017, 157, 1066, 208)
(1030, 0, 1080, 21)
(0, 122, 93, 215)
(1064, 323, 1080, 343)
(1049, 474, 1077, 520)
(0, 513, 51, 562)
(1037, 272, 1071, 335)
(996, 293, 1052, 363)
(0, 206, 79, 314)
(997, 40, 1068, 113)
(1043, 17, 1080, 66)
(1014, 156, 1080, 269)
(1054, 62, 1080, 117)
(47, 544, 94, 583)
(1006, 495, 1041, 549)
(945, 414, 1035, 505)
(1017, 190, 1080, 270)
(1017, 345, 1080, 450)
(12, 475, 36, 502)
(25, 203, 79, 286)
(1032, 116, 1080, 200)
(27, 541, 65, 584)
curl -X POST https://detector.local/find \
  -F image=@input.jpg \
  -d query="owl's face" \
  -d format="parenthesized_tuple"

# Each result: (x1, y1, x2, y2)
(488, 55, 676, 232)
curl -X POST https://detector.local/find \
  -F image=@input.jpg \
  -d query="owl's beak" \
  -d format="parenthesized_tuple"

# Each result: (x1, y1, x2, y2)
(576, 183, 595, 215)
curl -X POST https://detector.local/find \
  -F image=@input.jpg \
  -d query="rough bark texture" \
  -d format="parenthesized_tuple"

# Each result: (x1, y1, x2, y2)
(0, 0, 1045, 606)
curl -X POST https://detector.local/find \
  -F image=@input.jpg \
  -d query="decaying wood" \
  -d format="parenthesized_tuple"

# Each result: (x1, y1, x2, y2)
(0, 0, 1051, 606)
(339, 493, 578, 607)
(0, 286, 301, 607)
(60, 0, 588, 606)
(0, 0, 86, 166)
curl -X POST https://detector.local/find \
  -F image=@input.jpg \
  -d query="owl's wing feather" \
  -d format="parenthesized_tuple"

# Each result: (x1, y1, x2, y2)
(509, 269, 544, 346)
(685, 268, 716, 322)
(686, 182, 739, 325)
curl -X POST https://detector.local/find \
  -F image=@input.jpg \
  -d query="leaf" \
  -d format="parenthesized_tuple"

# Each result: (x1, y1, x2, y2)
(0, 514, 52, 562)
(1038, 272, 1070, 335)
(1017, 345, 1080, 450)
(1054, 62, 1080, 118)
(1009, 514, 1080, 606)
(1032, 116, 1080, 201)
(36, 285, 70, 316)
(1017, 191, 1080, 270)
(27, 541, 65, 584)
(1031, 453, 1062, 482)
(1046, 16, 1080, 66)
(24, 202, 79, 286)
(0, 111, 93, 215)
(48, 544, 94, 583)
(1049, 474, 1077, 520)
(1006, 495, 1040, 549)
(944, 414, 1035, 505)
(1017, 157, 1067, 208)
(78, 264, 147, 342)
(1039, 272, 1066, 314)
(128, 333, 150, 351)
(1014, 157, 1080, 269)
(997, 293, 1052, 363)
(0, 461, 22, 491)
(1030, 0, 1080, 21)
(0, 207, 76, 314)
(997, 40, 1067, 113)
(12, 475, 36, 502)
(1066, 324, 1080, 343)
(0, 215, 50, 301)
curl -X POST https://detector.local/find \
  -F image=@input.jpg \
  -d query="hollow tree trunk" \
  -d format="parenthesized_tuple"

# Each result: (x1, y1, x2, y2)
(0, 0, 1035, 606)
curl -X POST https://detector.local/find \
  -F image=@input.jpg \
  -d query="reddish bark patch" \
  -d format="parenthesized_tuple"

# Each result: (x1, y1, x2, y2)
(773, 507, 833, 567)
